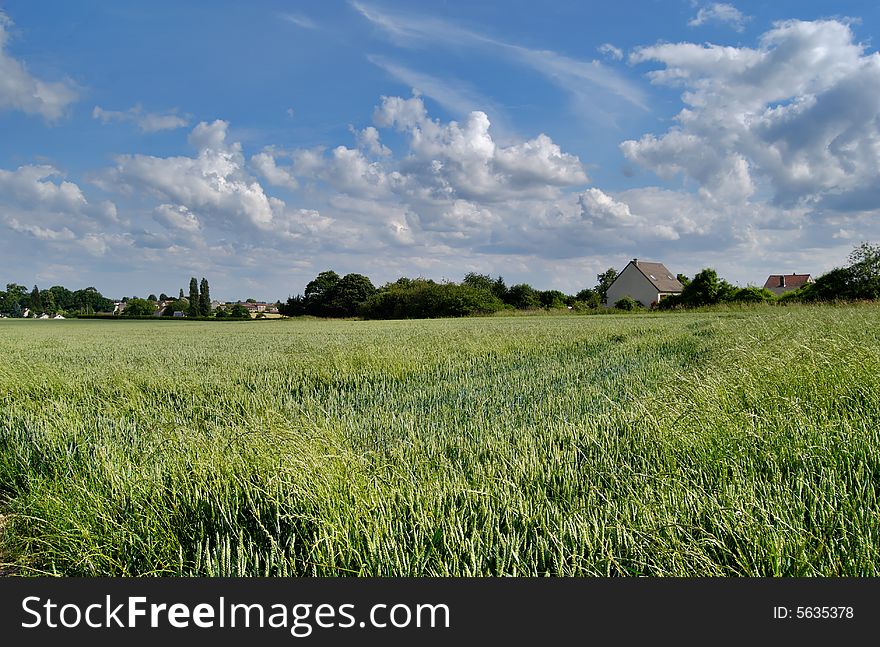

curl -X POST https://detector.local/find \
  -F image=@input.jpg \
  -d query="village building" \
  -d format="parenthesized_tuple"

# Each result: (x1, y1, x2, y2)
(605, 259, 684, 308)
(762, 273, 813, 296)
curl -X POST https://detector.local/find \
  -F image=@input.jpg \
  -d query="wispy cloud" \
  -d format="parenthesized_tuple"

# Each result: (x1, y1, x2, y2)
(280, 13, 318, 30)
(351, 1, 647, 113)
(598, 43, 624, 61)
(93, 105, 189, 132)
(688, 3, 750, 32)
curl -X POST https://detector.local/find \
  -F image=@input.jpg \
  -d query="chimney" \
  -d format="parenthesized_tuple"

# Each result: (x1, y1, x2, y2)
(778, 275, 785, 288)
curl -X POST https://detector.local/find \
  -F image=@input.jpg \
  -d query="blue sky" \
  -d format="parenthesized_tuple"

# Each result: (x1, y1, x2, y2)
(3, 1, 880, 300)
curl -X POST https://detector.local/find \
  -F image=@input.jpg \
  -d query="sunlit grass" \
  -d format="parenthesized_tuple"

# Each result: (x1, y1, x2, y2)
(0, 304, 878, 575)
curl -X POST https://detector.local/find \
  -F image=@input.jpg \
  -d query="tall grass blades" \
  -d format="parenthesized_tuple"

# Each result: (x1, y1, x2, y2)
(0, 305, 877, 576)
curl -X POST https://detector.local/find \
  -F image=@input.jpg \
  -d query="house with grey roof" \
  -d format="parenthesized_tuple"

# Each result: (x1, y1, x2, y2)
(605, 259, 684, 308)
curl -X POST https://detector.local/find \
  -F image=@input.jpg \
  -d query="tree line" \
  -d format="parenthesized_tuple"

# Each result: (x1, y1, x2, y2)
(4, 243, 877, 320)
(278, 269, 622, 319)
(0, 276, 258, 319)
(654, 242, 880, 310)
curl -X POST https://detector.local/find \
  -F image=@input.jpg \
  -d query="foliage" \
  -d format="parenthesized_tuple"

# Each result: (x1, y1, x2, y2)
(613, 296, 642, 311)
(162, 299, 190, 316)
(188, 277, 199, 318)
(505, 283, 541, 310)
(362, 278, 505, 319)
(123, 298, 158, 317)
(539, 289, 569, 309)
(575, 288, 601, 309)
(199, 278, 211, 317)
(595, 267, 618, 304)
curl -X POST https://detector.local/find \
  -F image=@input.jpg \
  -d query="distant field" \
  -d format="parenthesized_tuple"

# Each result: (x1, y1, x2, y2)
(0, 306, 878, 576)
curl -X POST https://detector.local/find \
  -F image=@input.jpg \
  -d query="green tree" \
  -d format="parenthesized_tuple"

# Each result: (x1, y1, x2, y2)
(304, 270, 341, 316)
(506, 283, 541, 309)
(178, 288, 185, 300)
(199, 278, 211, 316)
(159, 293, 169, 302)
(188, 277, 199, 317)
(539, 290, 568, 309)
(46, 286, 74, 312)
(575, 288, 601, 309)
(162, 299, 190, 316)
(595, 268, 619, 304)
(124, 298, 157, 316)
(42, 289, 57, 314)
(148, 294, 158, 302)
(680, 268, 720, 307)
(228, 303, 251, 319)
(30, 285, 43, 312)
(71, 287, 114, 314)
(330, 273, 376, 317)
(462, 272, 495, 292)
(846, 241, 880, 299)
(3, 283, 27, 315)
(491, 276, 508, 301)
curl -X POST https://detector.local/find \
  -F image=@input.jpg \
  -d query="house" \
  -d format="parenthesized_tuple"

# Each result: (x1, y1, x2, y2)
(53, 314, 65, 319)
(605, 259, 684, 308)
(173, 311, 186, 317)
(38, 313, 50, 319)
(762, 273, 813, 296)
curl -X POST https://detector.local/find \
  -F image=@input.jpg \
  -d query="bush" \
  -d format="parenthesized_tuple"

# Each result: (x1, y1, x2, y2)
(614, 296, 642, 311)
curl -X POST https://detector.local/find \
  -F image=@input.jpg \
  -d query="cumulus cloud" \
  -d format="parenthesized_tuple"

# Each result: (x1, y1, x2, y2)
(93, 105, 189, 132)
(351, 125, 391, 157)
(0, 165, 87, 212)
(0, 12, 78, 120)
(107, 120, 280, 230)
(626, 19, 880, 210)
(0, 163, 121, 252)
(251, 149, 299, 189)
(689, 3, 750, 32)
(153, 203, 201, 232)
(373, 94, 587, 201)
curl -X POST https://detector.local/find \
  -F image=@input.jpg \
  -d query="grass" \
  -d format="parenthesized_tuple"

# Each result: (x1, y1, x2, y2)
(0, 304, 878, 576)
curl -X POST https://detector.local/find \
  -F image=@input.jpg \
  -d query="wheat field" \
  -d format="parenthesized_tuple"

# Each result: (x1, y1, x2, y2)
(0, 305, 878, 575)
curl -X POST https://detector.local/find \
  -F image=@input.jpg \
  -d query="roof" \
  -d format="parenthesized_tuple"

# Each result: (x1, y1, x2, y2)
(630, 260, 684, 293)
(763, 274, 812, 291)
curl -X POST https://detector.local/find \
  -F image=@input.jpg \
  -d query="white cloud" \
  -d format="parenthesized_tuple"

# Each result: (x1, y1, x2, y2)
(93, 105, 189, 133)
(367, 55, 514, 134)
(351, 125, 391, 157)
(281, 13, 318, 30)
(372, 94, 587, 201)
(598, 43, 623, 61)
(626, 19, 880, 209)
(0, 12, 78, 121)
(153, 203, 201, 232)
(251, 149, 299, 189)
(108, 120, 279, 230)
(352, 1, 647, 112)
(0, 165, 87, 212)
(689, 3, 750, 32)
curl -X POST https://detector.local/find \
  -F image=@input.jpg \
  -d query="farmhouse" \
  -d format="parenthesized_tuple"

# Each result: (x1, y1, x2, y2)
(762, 273, 813, 296)
(605, 259, 684, 308)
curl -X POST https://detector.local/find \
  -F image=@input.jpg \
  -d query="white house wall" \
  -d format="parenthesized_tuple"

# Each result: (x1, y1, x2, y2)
(605, 264, 658, 308)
